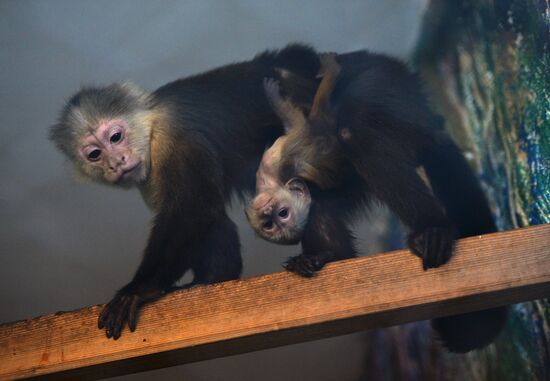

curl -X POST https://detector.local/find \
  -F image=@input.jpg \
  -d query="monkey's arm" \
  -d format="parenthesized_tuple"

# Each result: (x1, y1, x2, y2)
(283, 195, 356, 277)
(348, 143, 456, 270)
(98, 207, 192, 339)
(98, 141, 241, 339)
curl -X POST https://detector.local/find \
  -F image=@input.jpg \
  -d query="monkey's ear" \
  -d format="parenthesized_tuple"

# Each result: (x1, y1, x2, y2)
(285, 177, 310, 200)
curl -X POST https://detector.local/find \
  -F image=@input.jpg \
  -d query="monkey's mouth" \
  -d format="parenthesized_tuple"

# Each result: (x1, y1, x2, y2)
(117, 163, 141, 183)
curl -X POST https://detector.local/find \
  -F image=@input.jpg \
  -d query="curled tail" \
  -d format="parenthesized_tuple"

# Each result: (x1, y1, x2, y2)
(421, 131, 508, 352)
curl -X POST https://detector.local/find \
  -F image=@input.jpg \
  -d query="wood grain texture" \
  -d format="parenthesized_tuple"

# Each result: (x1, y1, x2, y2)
(1, 224, 549, 380)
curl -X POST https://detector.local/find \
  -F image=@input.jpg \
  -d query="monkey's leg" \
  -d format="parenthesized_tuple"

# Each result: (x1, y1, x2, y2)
(351, 153, 456, 270)
(284, 199, 357, 277)
(98, 215, 242, 340)
(191, 216, 242, 284)
(98, 212, 241, 340)
(97, 211, 193, 339)
(420, 135, 497, 237)
(419, 137, 508, 352)
(98, 206, 241, 340)
(97, 145, 242, 339)
(163, 216, 242, 293)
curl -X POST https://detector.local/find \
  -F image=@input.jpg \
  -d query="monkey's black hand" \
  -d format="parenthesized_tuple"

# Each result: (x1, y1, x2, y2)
(98, 286, 165, 340)
(283, 254, 325, 277)
(407, 227, 456, 270)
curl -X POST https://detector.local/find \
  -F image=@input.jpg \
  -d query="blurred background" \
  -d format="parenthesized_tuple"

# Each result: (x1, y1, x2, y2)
(0, 1, 427, 380)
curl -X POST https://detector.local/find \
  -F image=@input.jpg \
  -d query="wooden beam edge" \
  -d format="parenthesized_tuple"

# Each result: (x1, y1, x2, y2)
(1, 224, 549, 380)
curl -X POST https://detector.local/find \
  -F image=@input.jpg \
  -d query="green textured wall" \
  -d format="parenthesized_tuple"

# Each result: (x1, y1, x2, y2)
(361, 1, 549, 380)
(416, 1, 550, 380)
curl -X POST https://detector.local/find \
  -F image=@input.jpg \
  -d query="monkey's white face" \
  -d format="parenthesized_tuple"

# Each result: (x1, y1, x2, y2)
(79, 119, 147, 186)
(245, 178, 311, 244)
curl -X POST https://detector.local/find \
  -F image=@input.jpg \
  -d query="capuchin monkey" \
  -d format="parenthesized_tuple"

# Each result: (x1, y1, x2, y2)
(246, 55, 345, 246)
(50, 44, 327, 340)
(50, 42, 505, 352)
(246, 54, 507, 353)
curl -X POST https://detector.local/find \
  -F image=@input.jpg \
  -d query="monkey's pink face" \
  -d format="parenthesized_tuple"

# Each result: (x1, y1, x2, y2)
(245, 178, 311, 245)
(79, 120, 145, 186)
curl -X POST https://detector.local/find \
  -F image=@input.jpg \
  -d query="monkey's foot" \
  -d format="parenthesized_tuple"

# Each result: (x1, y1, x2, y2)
(98, 286, 164, 340)
(407, 227, 456, 270)
(263, 78, 282, 103)
(282, 254, 325, 277)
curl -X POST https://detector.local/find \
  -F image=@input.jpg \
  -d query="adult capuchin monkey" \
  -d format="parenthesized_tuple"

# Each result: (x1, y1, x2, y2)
(50, 44, 330, 340)
(245, 55, 507, 352)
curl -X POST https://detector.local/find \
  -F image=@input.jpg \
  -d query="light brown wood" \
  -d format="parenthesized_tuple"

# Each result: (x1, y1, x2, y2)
(1, 224, 549, 380)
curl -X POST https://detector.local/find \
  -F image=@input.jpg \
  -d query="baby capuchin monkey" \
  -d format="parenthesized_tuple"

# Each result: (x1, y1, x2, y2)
(247, 54, 453, 269)
(245, 55, 345, 244)
(246, 54, 508, 353)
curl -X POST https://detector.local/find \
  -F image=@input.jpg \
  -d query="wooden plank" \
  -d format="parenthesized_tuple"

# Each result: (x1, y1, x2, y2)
(1, 224, 549, 380)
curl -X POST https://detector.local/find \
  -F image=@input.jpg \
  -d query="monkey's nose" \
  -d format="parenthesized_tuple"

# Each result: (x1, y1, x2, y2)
(108, 156, 126, 170)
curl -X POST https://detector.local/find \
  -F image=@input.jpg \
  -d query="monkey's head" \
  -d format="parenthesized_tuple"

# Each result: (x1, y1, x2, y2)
(50, 83, 152, 188)
(245, 177, 311, 244)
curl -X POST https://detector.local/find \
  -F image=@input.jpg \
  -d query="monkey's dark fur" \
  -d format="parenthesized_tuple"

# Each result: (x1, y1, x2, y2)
(252, 54, 507, 353)
(51, 45, 331, 341)
(50, 44, 505, 352)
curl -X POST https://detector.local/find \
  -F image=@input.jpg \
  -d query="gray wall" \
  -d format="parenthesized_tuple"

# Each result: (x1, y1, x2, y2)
(0, 1, 425, 379)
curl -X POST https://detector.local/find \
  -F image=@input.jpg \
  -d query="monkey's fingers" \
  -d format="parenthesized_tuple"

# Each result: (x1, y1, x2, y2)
(407, 227, 455, 270)
(98, 294, 132, 340)
(425, 227, 454, 269)
(283, 255, 310, 276)
(110, 295, 134, 340)
(283, 254, 322, 278)
(98, 295, 121, 329)
(127, 296, 143, 333)
(98, 310, 107, 329)
(434, 228, 455, 267)
(105, 296, 129, 339)
(407, 229, 429, 268)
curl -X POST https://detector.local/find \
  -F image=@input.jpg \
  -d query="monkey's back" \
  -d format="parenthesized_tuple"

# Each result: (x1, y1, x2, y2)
(149, 44, 322, 197)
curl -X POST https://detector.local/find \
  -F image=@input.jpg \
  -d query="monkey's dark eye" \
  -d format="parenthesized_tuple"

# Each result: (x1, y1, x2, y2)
(110, 132, 122, 143)
(263, 220, 274, 230)
(87, 149, 102, 161)
(278, 209, 289, 218)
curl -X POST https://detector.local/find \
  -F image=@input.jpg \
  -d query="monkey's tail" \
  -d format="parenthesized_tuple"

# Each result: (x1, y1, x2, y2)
(431, 308, 508, 353)
(420, 130, 508, 352)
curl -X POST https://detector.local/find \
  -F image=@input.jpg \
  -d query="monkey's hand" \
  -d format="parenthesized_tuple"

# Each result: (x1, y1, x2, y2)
(282, 253, 328, 277)
(98, 285, 165, 340)
(407, 227, 456, 270)
(263, 77, 283, 106)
